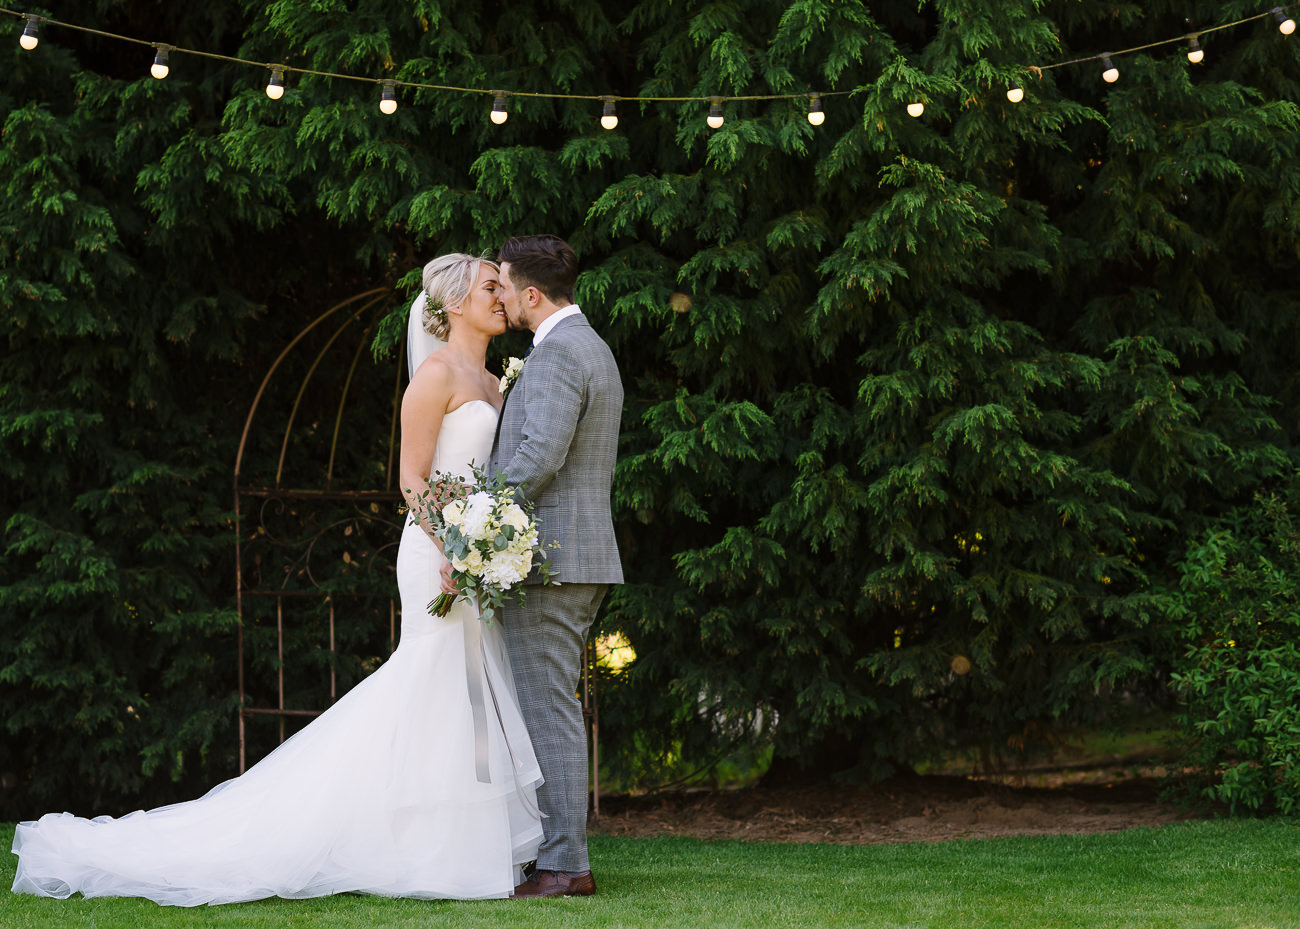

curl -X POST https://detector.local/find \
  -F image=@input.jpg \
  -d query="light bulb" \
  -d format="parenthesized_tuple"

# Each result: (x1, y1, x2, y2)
(600, 98, 617, 130)
(1007, 83, 1024, 104)
(807, 94, 825, 126)
(490, 94, 508, 125)
(1276, 8, 1297, 35)
(707, 100, 723, 129)
(266, 66, 285, 100)
(1186, 36, 1203, 63)
(1101, 55, 1119, 83)
(151, 46, 170, 80)
(379, 80, 397, 115)
(19, 15, 39, 50)
(907, 101, 924, 118)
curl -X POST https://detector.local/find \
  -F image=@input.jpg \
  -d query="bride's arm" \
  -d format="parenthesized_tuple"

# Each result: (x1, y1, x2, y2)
(399, 360, 454, 542)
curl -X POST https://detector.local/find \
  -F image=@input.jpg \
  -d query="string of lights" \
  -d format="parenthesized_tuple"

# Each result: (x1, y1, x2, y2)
(3, 4, 1298, 127)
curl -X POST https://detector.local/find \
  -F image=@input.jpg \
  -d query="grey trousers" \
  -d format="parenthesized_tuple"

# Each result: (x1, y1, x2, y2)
(502, 582, 606, 873)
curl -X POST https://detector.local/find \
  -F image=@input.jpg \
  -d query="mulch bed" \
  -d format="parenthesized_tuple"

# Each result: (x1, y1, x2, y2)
(589, 773, 1205, 845)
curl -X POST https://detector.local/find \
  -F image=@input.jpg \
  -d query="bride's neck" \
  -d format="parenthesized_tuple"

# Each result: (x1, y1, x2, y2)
(444, 331, 488, 367)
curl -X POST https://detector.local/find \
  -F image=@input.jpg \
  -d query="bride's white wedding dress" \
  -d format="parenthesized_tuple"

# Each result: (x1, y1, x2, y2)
(11, 400, 542, 905)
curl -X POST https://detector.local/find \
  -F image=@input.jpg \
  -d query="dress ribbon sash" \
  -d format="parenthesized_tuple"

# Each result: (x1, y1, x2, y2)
(461, 600, 544, 820)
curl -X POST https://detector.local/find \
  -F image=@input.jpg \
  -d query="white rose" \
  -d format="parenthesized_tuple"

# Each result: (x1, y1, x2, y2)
(441, 498, 466, 525)
(499, 356, 525, 393)
(502, 503, 529, 533)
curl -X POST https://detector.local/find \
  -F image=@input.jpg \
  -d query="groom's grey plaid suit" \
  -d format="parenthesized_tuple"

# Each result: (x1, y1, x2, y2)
(490, 310, 622, 873)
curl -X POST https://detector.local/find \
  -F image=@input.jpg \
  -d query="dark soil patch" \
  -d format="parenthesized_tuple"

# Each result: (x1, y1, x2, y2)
(590, 771, 1204, 845)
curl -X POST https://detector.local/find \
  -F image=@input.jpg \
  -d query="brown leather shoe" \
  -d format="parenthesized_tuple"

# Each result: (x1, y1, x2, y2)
(512, 869, 596, 898)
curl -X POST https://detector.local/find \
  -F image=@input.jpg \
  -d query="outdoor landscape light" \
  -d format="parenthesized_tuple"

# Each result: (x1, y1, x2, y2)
(1101, 55, 1119, 82)
(1186, 36, 1204, 63)
(1007, 83, 1024, 103)
(379, 80, 397, 115)
(19, 14, 39, 50)
(151, 45, 170, 79)
(1276, 7, 1297, 35)
(600, 98, 617, 130)
(707, 99, 724, 129)
(266, 66, 285, 100)
(807, 94, 825, 126)
(490, 93, 508, 124)
(907, 101, 924, 117)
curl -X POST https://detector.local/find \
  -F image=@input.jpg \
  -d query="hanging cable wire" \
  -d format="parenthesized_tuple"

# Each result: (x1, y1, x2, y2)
(1037, 4, 1296, 73)
(0, 6, 850, 109)
(3, 4, 1298, 116)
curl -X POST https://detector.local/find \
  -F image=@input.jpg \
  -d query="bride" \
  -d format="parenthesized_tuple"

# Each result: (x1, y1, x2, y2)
(11, 254, 543, 905)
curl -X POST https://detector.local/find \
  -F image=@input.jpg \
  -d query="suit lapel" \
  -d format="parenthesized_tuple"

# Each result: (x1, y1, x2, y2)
(492, 313, 590, 463)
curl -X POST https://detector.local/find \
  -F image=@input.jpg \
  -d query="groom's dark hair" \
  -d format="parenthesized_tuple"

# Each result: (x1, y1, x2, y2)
(497, 234, 577, 305)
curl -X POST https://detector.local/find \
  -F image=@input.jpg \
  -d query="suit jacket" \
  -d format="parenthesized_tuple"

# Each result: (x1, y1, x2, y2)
(490, 311, 624, 585)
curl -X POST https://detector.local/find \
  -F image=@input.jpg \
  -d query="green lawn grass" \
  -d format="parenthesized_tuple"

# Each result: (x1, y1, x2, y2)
(3, 819, 1299, 928)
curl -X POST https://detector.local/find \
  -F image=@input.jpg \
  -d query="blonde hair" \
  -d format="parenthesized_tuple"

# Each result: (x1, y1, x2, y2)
(420, 253, 498, 340)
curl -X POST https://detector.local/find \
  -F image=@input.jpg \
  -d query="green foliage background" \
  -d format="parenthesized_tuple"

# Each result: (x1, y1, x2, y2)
(2, 0, 1298, 815)
(1166, 471, 1300, 814)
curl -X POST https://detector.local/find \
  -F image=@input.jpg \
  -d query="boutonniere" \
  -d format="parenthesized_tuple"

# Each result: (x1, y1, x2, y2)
(499, 356, 525, 396)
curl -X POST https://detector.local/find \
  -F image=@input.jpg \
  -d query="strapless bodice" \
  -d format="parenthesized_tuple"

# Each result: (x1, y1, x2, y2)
(433, 400, 499, 482)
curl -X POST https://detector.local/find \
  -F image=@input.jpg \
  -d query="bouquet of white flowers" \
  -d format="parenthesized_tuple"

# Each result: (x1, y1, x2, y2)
(417, 467, 556, 623)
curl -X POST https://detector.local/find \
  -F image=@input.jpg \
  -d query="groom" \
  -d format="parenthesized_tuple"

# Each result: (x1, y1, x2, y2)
(490, 234, 623, 898)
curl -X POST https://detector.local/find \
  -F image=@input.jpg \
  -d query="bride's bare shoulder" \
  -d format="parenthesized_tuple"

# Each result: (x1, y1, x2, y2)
(403, 354, 456, 414)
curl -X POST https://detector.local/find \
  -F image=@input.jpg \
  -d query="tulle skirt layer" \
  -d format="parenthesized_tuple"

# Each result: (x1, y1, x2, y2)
(11, 521, 542, 906)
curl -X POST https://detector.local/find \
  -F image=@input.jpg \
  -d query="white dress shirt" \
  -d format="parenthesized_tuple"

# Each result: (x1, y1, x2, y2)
(532, 304, 582, 347)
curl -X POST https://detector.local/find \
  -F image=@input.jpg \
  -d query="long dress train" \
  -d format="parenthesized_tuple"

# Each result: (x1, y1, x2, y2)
(11, 400, 542, 905)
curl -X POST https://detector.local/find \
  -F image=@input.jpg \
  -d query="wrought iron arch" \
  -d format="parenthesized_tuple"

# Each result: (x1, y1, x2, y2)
(233, 287, 403, 771)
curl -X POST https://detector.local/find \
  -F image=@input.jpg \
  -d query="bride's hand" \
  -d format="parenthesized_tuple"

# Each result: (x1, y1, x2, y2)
(439, 559, 456, 595)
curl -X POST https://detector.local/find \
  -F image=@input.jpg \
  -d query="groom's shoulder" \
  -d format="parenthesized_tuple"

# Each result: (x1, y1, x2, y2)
(551, 314, 614, 352)
(552, 310, 595, 335)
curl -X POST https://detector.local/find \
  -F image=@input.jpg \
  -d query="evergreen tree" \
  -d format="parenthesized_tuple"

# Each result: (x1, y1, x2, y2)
(0, 1, 392, 813)
(3, 0, 1298, 812)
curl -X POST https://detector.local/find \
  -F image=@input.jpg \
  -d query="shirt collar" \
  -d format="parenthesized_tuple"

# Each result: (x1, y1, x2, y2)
(532, 304, 581, 347)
